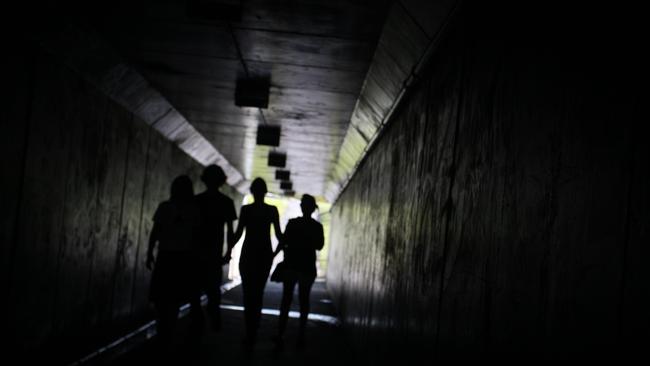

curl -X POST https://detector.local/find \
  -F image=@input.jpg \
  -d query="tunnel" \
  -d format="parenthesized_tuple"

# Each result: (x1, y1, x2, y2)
(1, 0, 647, 364)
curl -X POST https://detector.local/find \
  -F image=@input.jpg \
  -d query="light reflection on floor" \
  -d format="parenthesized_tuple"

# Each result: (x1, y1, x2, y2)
(219, 304, 340, 326)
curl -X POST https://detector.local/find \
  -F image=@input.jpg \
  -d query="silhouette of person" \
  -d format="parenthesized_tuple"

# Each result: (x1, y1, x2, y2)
(146, 175, 200, 348)
(232, 177, 283, 347)
(272, 194, 324, 348)
(189, 165, 237, 336)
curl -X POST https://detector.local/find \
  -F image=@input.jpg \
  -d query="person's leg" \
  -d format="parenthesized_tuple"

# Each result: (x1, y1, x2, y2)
(188, 258, 206, 338)
(156, 301, 179, 348)
(278, 278, 297, 338)
(297, 278, 314, 346)
(249, 271, 266, 340)
(205, 264, 222, 330)
(240, 271, 256, 343)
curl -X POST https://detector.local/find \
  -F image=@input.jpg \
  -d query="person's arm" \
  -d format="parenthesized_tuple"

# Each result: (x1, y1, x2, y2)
(221, 199, 238, 263)
(146, 221, 160, 270)
(226, 200, 237, 250)
(222, 220, 235, 263)
(272, 207, 283, 243)
(272, 242, 283, 258)
(232, 206, 246, 246)
(226, 220, 235, 249)
(314, 222, 325, 251)
(273, 219, 289, 257)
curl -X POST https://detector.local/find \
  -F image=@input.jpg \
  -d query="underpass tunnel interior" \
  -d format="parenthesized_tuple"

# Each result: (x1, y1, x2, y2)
(1, 0, 647, 364)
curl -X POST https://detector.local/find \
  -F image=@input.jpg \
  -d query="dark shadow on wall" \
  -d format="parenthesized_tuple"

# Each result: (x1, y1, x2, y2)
(0, 46, 242, 364)
(326, 1, 647, 363)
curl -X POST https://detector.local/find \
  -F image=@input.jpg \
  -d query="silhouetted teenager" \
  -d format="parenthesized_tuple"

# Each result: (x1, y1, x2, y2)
(146, 175, 200, 348)
(189, 164, 237, 335)
(273, 194, 324, 348)
(232, 177, 283, 347)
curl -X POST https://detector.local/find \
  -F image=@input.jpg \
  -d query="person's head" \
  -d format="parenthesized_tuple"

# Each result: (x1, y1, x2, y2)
(170, 175, 194, 202)
(201, 164, 227, 189)
(300, 194, 318, 217)
(250, 177, 267, 202)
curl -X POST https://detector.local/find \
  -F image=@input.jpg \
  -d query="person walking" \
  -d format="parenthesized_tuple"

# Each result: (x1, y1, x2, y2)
(189, 164, 237, 335)
(146, 175, 200, 348)
(232, 177, 282, 347)
(272, 194, 324, 348)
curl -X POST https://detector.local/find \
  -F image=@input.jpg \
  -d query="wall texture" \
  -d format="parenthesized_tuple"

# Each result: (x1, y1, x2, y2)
(327, 3, 647, 361)
(1, 43, 240, 363)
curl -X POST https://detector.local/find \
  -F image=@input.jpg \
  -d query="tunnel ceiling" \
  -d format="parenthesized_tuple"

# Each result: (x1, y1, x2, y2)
(88, 0, 392, 200)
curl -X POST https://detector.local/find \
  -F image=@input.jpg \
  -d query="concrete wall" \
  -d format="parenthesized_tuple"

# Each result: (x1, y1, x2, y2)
(1, 42, 240, 363)
(327, 3, 647, 361)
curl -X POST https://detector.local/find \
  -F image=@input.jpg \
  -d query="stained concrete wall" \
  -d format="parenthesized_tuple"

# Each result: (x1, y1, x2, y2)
(326, 0, 458, 201)
(1, 43, 240, 363)
(328, 3, 647, 361)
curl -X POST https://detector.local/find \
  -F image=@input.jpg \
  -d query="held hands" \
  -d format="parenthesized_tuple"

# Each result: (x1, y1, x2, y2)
(221, 249, 232, 265)
(227, 236, 237, 248)
(272, 245, 283, 258)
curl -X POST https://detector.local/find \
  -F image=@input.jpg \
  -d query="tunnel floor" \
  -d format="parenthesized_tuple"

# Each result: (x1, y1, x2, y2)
(107, 280, 354, 366)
